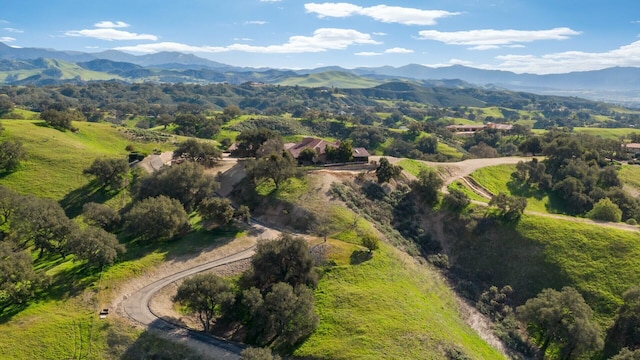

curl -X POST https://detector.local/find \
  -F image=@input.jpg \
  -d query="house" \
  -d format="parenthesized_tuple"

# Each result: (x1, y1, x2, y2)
(625, 143, 640, 154)
(133, 151, 173, 173)
(284, 137, 370, 164)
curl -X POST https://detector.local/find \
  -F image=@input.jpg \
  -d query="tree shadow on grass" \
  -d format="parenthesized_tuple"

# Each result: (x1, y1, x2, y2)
(506, 179, 545, 200)
(507, 179, 570, 215)
(42, 261, 101, 301)
(349, 250, 372, 265)
(120, 226, 244, 266)
(0, 304, 29, 324)
(60, 180, 120, 218)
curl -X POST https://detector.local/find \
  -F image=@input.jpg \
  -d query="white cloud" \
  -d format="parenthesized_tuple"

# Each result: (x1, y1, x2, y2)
(234, 37, 254, 41)
(114, 28, 379, 54)
(305, 3, 459, 25)
(245, 20, 267, 25)
(385, 47, 413, 54)
(492, 39, 640, 74)
(355, 51, 382, 56)
(65, 28, 158, 41)
(417, 27, 580, 49)
(4, 28, 23, 33)
(425, 58, 475, 68)
(373, 32, 387, 36)
(0, 36, 16, 43)
(94, 21, 130, 28)
(469, 45, 500, 51)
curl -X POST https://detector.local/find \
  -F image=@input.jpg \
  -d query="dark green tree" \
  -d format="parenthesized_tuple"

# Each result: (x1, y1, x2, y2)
(489, 193, 527, 221)
(81, 202, 121, 231)
(173, 139, 222, 167)
(261, 282, 318, 347)
(516, 287, 602, 359)
(134, 161, 218, 212)
(518, 136, 543, 156)
(375, 157, 402, 184)
(198, 197, 235, 227)
(417, 135, 438, 154)
(40, 108, 84, 131)
(123, 195, 190, 242)
(12, 195, 77, 258)
(246, 234, 317, 291)
(174, 273, 235, 333)
(587, 197, 622, 222)
(442, 188, 471, 212)
(235, 205, 251, 223)
(604, 285, 640, 357)
(234, 128, 280, 157)
(411, 168, 443, 206)
(0, 242, 39, 312)
(66, 226, 125, 267)
(246, 151, 299, 190)
(361, 233, 380, 253)
(0, 185, 20, 226)
(297, 148, 317, 164)
(83, 158, 129, 191)
(0, 139, 26, 172)
(327, 140, 353, 163)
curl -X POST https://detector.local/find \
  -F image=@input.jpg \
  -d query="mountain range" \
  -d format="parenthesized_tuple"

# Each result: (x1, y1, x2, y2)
(2, 42, 640, 106)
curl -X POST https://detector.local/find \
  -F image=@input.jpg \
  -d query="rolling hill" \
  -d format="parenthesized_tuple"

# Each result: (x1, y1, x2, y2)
(3, 42, 640, 105)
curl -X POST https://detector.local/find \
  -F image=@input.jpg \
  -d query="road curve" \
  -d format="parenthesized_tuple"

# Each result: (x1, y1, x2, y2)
(123, 246, 256, 359)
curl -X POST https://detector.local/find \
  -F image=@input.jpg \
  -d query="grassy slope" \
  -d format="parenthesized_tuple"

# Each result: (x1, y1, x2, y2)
(618, 164, 640, 191)
(469, 164, 554, 214)
(397, 158, 431, 177)
(573, 127, 640, 140)
(0, 120, 207, 359)
(296, 243, 504, 359)
(275, 71, 382, 88)
(448, 212, 640, 327)
(447, 162, 640, 326)
(517, 215, 640, 322)
(265, 178, 504, 359)
(0, 120, 172, 200)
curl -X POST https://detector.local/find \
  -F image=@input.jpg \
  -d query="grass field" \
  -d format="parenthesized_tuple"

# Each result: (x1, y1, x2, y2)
(397, 158, 431, 177)
(294, 241, 505, 359)
(573, 127, 640, 140)
(468, 164, 558, 214)
(618, 164, 640, 191)
(517, 215, 640, 323)
(449, 212, 640, 328)
(0, 228, 232, 359)
(0, 120, 174, 200)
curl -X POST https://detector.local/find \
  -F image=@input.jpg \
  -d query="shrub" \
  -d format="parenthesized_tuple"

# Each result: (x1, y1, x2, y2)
(587, 197, 622, 223)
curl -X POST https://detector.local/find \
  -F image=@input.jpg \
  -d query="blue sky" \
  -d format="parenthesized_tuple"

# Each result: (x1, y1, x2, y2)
(2, 0, 640, 74)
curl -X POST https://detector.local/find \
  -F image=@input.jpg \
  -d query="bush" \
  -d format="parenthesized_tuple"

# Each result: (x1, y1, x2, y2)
(587, 197, 623, 223)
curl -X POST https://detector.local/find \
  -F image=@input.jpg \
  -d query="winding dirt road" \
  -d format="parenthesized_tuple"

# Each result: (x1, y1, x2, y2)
(117, 155, 637, 359)
(122, 247, 254, 359)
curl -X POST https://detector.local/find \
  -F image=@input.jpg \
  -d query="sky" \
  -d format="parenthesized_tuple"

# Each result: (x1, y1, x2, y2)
(2, 1, 640, 74)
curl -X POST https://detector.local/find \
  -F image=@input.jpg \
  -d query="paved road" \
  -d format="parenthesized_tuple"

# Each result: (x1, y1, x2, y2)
(123, 246, 256, 359)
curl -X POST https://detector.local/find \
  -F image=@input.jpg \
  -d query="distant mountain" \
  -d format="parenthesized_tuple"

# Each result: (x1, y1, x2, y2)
(2, 42, 640, 105)
(0, 42, 95, 63)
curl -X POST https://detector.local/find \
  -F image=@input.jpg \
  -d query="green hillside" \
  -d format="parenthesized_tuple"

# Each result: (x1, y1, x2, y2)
(0, 58, 121, 82)
(275, 71, 383, 88)
(0, 120, 173, 200)
(296, 242, 504, 359)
